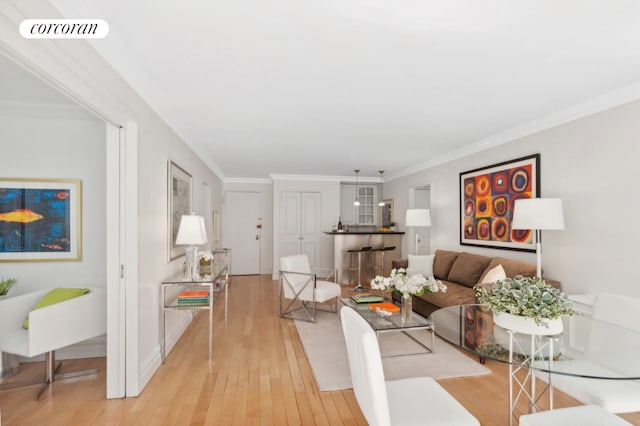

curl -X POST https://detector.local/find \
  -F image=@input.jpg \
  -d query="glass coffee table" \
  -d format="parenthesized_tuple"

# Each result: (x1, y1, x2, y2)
(341, 298, 435, 357)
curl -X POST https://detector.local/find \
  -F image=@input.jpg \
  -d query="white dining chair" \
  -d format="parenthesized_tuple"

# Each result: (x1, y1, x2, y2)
(549, 293, 640, 413)
(279, 254, 341, 322)
(340, 306, 479, 425)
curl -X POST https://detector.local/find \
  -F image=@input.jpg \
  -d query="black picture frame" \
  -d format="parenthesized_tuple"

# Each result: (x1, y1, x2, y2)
(459, 154, 540, 252)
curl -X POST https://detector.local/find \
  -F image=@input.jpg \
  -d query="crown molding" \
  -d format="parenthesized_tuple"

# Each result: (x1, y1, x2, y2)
(224, 177, 272, 184)
(0, 100, 99, 120)
(386, 80, 640, 181)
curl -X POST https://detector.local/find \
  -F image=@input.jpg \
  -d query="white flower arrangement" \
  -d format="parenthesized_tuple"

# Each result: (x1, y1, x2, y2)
(198, 251, 213, 265)
(370, 268, 447, 299)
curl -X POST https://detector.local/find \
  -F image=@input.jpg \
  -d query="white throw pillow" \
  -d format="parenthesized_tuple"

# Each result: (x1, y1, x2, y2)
(407, 254, 435, 278)
(481, 264, 506, 284)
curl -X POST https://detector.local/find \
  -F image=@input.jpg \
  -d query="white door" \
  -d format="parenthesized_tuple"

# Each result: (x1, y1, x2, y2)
(300, 192, 320, 264)
(281, 192, 303, 257)
(225, 191, 261, 274)
(280, 192, 320, 265)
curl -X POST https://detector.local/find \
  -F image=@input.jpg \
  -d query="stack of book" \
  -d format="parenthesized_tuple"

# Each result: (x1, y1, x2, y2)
(350, 293, 384, 304)
(177, 289, 210, 304)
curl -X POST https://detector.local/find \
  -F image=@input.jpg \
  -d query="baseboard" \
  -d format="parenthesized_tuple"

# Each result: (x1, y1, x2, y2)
(137, 311, 192, 395)
(17, 335, 107, 362)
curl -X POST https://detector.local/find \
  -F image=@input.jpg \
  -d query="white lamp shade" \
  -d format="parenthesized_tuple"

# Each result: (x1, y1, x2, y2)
(175, 214, 208, 245)
(405, 209, 431, 227)
(511, 198, 565, 230)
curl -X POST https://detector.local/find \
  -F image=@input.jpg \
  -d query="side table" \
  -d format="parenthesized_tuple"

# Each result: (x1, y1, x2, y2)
(161, 264, 229, 363)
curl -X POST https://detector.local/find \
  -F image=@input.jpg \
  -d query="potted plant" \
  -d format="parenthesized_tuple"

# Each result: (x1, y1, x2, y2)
(0, 277, 17, 298)
(474, 275, 576, 335)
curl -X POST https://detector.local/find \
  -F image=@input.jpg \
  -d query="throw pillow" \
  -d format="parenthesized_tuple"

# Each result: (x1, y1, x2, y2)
(480, 264, 506, 284)
(23, 287, 90, 329)
(407, 254, 435, 278)
(433, 250, 461, 280)
(447, 252, 492, 287)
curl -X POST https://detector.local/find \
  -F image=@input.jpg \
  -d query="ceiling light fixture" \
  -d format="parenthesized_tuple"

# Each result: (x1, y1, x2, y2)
(353, 169, 361, 206)
(378, 170, 385, 206)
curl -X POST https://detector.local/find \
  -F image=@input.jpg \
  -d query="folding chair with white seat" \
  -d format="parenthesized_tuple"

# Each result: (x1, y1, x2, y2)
(549, 293, 640, 413)
(279, 254, 341, 323)
(340, 306, 479, 426)
(519, 405, 632, 426)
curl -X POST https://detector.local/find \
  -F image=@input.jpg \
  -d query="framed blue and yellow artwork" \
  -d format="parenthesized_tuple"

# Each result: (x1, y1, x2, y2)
(0, 178, 81, 261)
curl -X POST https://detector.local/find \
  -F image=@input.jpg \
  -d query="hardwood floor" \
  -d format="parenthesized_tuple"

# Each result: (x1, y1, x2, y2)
(1, 275, 639, 425)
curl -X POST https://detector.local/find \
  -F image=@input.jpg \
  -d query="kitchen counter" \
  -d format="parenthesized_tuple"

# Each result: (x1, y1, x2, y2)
(327, 231, 404, 284)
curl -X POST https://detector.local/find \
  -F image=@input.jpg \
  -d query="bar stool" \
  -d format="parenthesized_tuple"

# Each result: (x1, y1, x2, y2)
(348, 246, 372, 292)
(372, 246, 396, 277)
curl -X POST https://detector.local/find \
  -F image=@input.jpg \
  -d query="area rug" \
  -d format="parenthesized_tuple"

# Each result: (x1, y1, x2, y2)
(294, 310, 491, 391)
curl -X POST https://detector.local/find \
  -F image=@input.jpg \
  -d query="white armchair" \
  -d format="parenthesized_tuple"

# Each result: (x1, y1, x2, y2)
(0, 287, 106, 399)
(279, 254, 341, 323)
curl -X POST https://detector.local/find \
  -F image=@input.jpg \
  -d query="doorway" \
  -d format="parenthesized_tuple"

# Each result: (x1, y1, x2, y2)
(411, 186, 432, 255)
(224, 191, 262, 274)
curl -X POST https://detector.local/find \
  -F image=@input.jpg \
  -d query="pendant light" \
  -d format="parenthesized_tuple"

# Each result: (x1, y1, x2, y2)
(353, 169, 361, 206)
(377, 170, 385, 206)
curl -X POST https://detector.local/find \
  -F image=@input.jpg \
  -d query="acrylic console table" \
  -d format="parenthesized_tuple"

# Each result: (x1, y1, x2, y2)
(161, 262, 229, 363)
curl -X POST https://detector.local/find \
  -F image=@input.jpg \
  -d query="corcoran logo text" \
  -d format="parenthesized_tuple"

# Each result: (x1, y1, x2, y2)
(20, 19, 109, 39)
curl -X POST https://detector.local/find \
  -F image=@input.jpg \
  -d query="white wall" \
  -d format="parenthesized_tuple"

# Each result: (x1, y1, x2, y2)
(0, 1, 224, 395)
(0, 108, 106, 293)
(386, 99, 640, 298)
(272, 178, 340, 278)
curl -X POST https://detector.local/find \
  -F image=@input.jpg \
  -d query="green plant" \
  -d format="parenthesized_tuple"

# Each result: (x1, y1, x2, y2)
(0, 277, 17, 296)
(474, 275, 576, 325)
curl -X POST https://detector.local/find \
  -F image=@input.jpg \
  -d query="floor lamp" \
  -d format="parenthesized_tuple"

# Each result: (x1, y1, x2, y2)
(176, 213, 208, 280)
(511, 198, 565, 278)
(405, 209, 431, 255)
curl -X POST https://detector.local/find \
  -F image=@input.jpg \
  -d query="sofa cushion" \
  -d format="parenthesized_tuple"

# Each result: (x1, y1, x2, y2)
(478, 257, 537, 283)
(392, 259, 408, 270)
(480, 264, 506, 284)
(408, 254, 435, 278)
(433, 250, 461, 280)
(23, 287, 90, 329)
(447, 252, 492, 288)
(419, 281, 476, 307)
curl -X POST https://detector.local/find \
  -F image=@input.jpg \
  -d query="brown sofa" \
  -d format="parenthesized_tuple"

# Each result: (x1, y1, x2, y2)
(391, 249, 559, 318)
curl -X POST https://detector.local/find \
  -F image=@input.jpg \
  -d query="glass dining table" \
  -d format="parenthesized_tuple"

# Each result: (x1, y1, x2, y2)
(430, 304, 640, 425)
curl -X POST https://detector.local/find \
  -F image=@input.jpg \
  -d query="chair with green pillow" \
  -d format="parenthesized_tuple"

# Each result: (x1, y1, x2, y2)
(0, 287, 106, 399)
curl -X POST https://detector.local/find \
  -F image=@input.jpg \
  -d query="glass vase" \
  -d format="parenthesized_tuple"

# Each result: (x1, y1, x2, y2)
(401, 296, 413, 322)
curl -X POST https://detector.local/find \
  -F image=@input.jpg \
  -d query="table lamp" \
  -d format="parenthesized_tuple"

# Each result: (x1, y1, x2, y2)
(405, 209, 431, 255)
(511, 198, 565, 278)
(175, 213, 208, 280)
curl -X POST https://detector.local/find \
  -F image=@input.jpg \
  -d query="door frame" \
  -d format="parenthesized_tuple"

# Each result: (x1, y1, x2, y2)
(0, 9, 138, 397)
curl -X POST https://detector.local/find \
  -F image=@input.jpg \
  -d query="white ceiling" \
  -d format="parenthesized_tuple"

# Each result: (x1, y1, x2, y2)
(49, 0, 640, 181)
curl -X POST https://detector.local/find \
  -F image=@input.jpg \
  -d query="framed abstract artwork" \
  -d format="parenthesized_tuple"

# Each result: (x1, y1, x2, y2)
(0, 178, 82, 262)
(460, 154, 540, 251)
(168, 161, 192, 260)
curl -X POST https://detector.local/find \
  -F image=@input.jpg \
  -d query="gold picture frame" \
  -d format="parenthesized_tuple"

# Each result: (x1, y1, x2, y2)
(168, 161, 192, 261)
(381, 199, 394, 228)
(0, 178, 82, 262)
